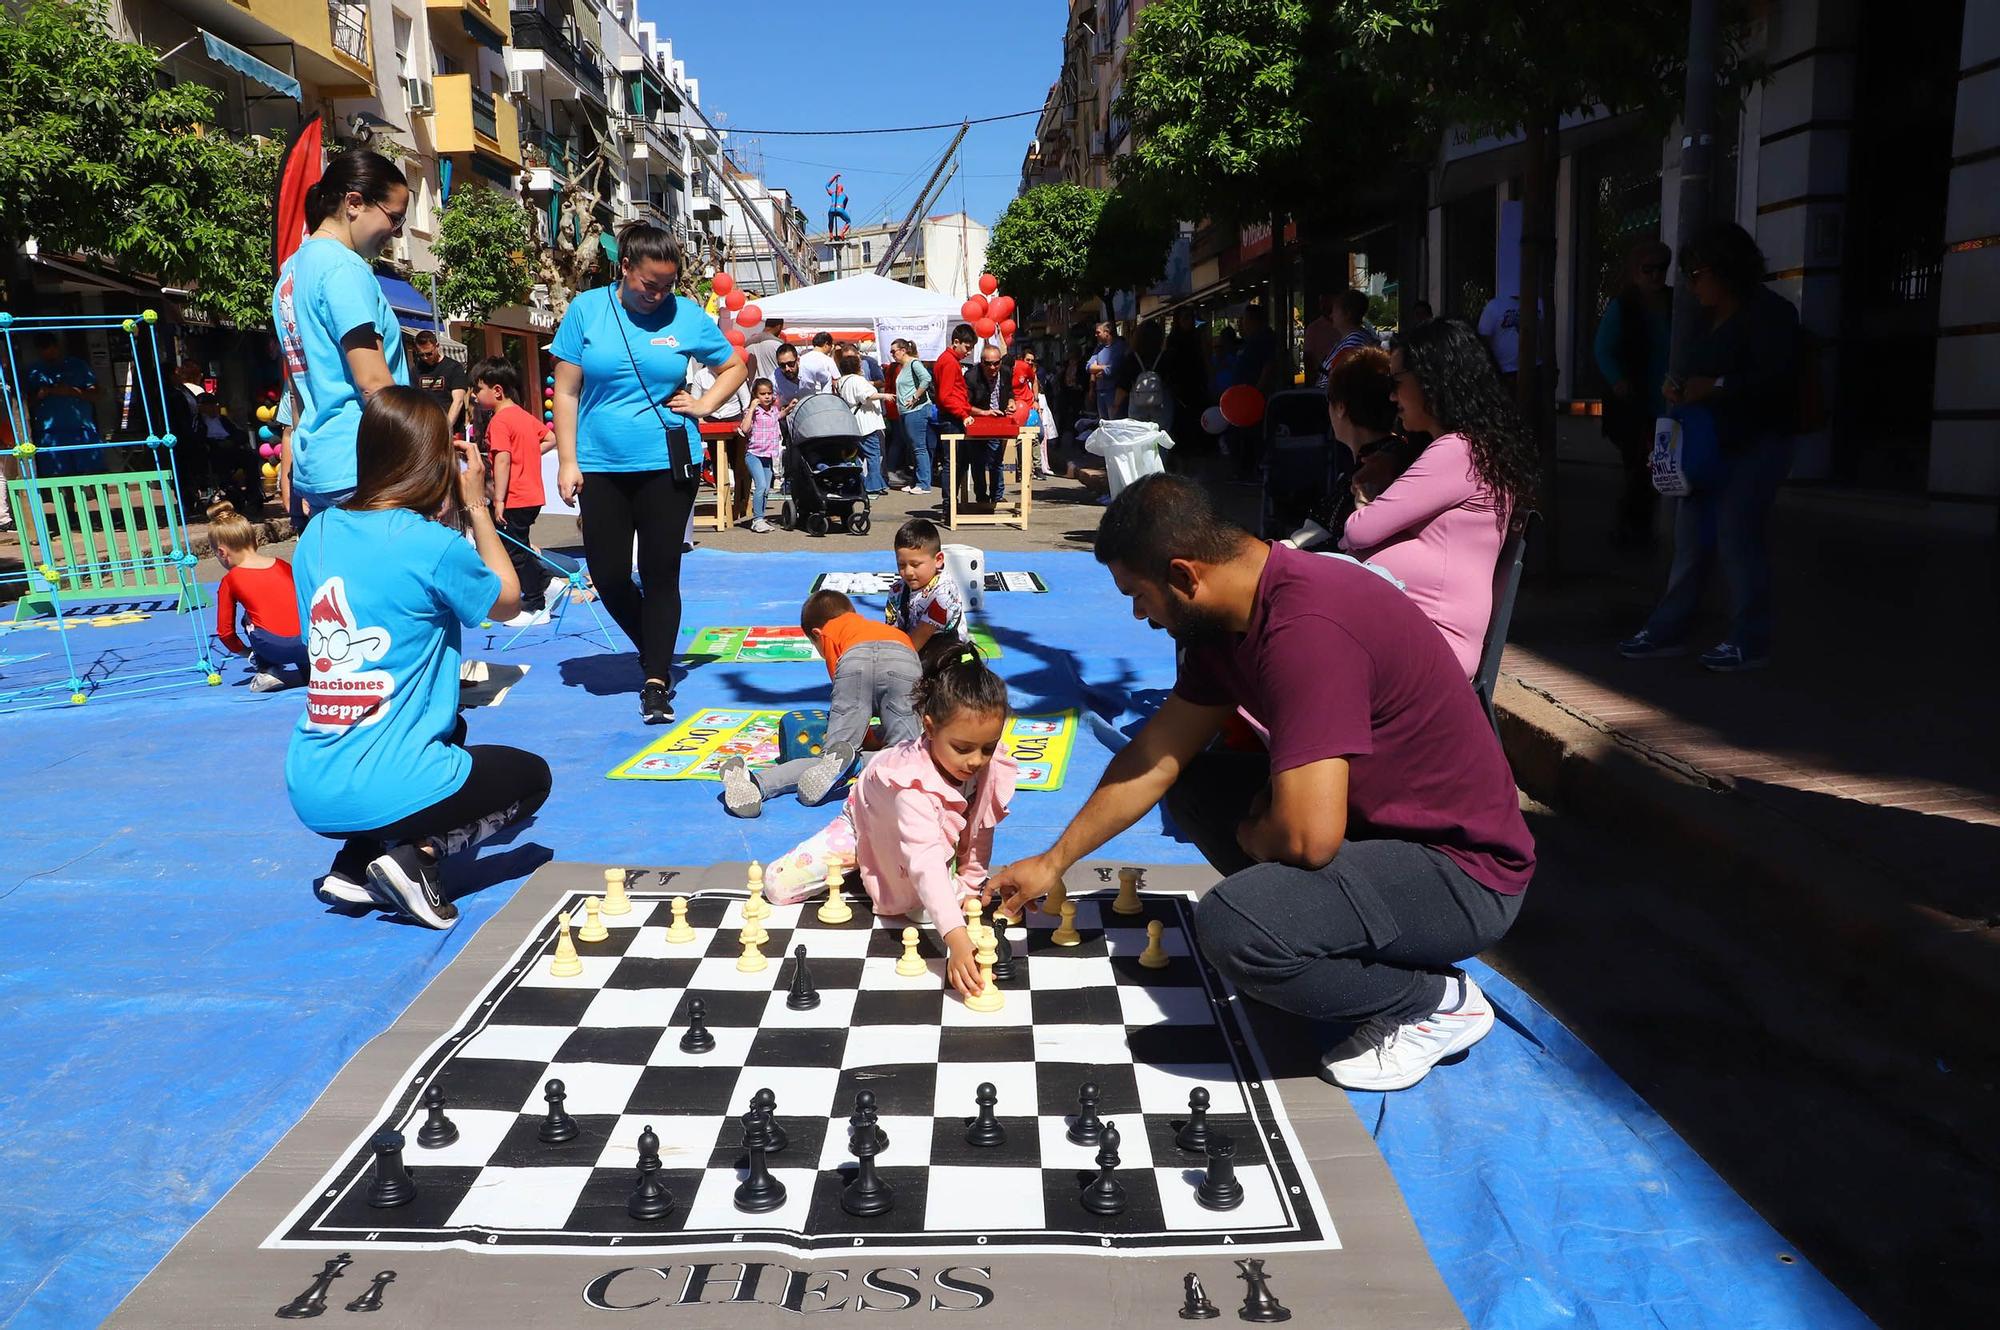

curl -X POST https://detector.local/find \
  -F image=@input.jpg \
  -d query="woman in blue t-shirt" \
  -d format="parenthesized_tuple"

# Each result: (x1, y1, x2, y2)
(287, 388, 550, 930)
(273, 150, 411, 520)
(550, 222, 747, 725)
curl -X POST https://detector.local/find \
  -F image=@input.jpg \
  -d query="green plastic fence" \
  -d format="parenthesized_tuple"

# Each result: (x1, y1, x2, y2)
(6, 470, 208, 621)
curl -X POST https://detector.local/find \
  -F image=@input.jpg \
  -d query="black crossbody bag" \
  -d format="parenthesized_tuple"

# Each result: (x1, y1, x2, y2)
(608, 291, 699, 484)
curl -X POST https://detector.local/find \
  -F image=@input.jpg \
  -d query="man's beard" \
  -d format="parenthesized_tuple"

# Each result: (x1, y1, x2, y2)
(1162, 596, 1232, 648)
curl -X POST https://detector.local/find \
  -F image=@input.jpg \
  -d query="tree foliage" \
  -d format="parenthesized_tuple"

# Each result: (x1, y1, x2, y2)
(432, 184, 535, 324)
(0, 0, 285, 324)
(987, 183, 1172, 312)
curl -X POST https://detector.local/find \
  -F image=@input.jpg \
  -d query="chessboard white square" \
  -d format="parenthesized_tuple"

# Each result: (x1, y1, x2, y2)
(516, 954, 621, 988)
(600, 1114, 726, 1171)
(622, 926, 714, 960)
(1153, 1163, 1289, 1230)
(1024, 953, 1116, 990)
(1032, 1022, 1134, 1065)
(646, 1022, 757, 1068)
(444, 1166, 593, 1231)
(924, 1166, 1046, 1232)
(580, 986, 682, 1029)
(456, 1022, 572, 1064)
(688, 953, 789, 991)
(391, 1107, 517, 1168)
(940, 989, 1034, 1026)
(518, 1060, 645, 1114)
(932, 1060, 1038, 1118)
(1132, 1061, 1249, 1116)
(840, 1023, 942, 1068)
(1118, 984, 1215, 1027)
(717, 899, 805, 931)
(858, 954, 947, 989)
(785, 924, 875, 960)
(1103, 925, 1193, 960)
(727, 1064, 842, 1120)
(1035, 1115, 1155, 1171)
(757, 988, 859, 1030)
(684, 1167, 817, 1232)
(814, 1114, 932, 1170)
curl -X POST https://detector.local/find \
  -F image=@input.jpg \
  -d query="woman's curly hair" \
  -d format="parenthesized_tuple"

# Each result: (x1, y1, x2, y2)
(1390, 317, 1538, 531)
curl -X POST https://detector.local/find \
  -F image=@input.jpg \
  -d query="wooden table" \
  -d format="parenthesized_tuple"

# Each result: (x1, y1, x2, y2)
(939, 424, 1034, 531)
(695, 421, 736, 532)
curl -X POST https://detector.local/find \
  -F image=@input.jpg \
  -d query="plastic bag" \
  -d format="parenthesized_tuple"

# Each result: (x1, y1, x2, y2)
(1084, 418, 1176, 498)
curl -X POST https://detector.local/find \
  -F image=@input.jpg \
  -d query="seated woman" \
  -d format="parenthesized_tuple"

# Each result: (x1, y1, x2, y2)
(1338, 319, 1536, 678)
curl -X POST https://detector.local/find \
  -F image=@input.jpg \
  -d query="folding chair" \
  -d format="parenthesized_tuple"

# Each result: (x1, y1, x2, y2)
(1473, 520, 1532, 736)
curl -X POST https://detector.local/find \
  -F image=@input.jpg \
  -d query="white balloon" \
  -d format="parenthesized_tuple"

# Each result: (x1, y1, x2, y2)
(1201, 406, 1228, 435)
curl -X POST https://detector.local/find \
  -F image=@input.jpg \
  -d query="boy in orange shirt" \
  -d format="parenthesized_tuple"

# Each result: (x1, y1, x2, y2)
(720, 589, 921, 817)
(471, 357, 555, 625)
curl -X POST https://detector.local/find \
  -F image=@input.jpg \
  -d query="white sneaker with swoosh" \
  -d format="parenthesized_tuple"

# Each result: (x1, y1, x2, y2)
(1319, 975, 1495, 1091)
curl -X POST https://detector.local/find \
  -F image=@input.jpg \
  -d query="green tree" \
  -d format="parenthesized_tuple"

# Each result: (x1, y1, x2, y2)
(987, 183, 1171, 317)
(431, 184, 535, 325)
(0, 0, 284, 322)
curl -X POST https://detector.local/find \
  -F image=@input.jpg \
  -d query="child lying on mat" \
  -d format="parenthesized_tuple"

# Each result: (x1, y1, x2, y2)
(767, 637, 1017, 998)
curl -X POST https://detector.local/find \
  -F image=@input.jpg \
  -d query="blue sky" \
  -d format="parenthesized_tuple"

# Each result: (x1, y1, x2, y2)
(641, 5, 1068, 235)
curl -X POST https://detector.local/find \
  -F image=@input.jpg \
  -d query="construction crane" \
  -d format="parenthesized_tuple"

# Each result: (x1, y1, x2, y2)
(679, 95, 814, 289)
(873, 122, 969, 278)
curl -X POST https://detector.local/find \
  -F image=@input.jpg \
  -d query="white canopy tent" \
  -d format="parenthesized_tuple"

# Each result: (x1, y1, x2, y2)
(740, 273, 963, 360)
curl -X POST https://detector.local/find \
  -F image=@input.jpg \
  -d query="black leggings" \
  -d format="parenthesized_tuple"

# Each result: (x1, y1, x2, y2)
(326, 736, 552, 874)
(578, 468, 696, 683)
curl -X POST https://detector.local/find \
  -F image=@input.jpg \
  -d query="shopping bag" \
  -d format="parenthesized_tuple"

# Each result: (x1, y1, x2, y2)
(1650, 405, 1723, 497)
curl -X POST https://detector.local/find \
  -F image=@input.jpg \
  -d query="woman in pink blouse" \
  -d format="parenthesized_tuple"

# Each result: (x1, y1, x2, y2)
(1339, 318, 1537, 677)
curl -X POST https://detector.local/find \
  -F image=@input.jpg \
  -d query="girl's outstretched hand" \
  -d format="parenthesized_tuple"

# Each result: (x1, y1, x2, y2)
(944, 927, 982, 999)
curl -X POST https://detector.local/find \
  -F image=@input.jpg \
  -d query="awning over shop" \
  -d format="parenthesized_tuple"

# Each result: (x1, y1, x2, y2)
(468, 155, 518, 187)
(375, 273, 436, 330)
(598, 231, 619, 264)
(199, 30, 301, 101)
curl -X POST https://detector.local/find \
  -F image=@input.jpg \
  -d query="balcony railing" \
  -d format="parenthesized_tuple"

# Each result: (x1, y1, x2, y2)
(510, 7, 604, 102)
(470, 86, 498, 141)
(328, 0, 369, 66)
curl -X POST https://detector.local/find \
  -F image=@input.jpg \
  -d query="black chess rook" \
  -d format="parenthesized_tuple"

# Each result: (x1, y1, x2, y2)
(364, 1130, 415, 1209)
(344, 1270, 395, 1314)
(1196, 1134, 1244, 1211)
(1176, 1085, 1211, 1154)
(1067, 1080, 1104, 1146)
(785, 944, 821, 1010)
(679, 996, 716, 1054)
(415, 1083, 458, 1150)
(1235, 1259, 1291, 1323)
(538, 1078, 579, 1144)
(275, 1252, 351, 1319)
(965, 1081, 1006, 1147)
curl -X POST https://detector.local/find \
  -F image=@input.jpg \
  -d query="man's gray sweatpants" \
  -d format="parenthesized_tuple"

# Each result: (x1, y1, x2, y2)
(756, 640, 922, 802)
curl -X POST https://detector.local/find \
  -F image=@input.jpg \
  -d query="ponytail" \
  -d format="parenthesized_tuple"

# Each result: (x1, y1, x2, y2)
(912, 635, 1008, 726)
(305, 150, 408, 232)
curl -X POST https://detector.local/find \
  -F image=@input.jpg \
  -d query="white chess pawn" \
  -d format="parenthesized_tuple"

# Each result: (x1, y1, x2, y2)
(964, 929, 1004, 1013)
(578, 896, 610, 943)
(895, 925, 926, 978)
(1138, 919, 1171, 969)
(736, 932, 768, 973)
(549, 913, 583, 978)
(816, 862, 853, 925)
(664, 896, 696, 944)
(744, 863, 768, 921)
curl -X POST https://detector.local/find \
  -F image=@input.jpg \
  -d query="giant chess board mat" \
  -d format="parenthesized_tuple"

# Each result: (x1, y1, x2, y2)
(107, 862, 1466, 1328)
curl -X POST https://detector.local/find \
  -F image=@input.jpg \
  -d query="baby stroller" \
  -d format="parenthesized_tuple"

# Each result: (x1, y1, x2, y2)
(1259, 387, 1352, 540)
(779, 393, 872, 537)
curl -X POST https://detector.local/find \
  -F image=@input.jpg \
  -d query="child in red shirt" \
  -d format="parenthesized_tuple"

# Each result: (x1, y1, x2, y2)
(211, 505, 303, 692)
(471, 357, 554, 623)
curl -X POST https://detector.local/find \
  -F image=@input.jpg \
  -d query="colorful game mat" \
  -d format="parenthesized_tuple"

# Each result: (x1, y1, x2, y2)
(811, 571, 1049, 595)
(687, 624, 1002, 662)
(608, 708, 1080, 790)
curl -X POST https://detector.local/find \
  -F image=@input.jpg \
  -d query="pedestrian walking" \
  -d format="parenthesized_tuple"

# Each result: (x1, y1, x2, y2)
(888, 339, 934, 494)
(1594, 239, 1673, 548)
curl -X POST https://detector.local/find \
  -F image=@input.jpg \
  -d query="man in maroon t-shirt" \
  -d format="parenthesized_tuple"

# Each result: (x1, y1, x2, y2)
(991, 475, 1534, 1092)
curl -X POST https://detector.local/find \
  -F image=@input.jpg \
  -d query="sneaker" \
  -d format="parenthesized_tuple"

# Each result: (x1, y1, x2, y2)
(365, 845, 459, 930)
(1616, 629, 1688, 659)
(796, 742, 857, 806)
(1699, 642, 1769, 673)
(749, 519, 773, 534)
(459, 659, 490, 686)
(249, 670, 290, 693)
(719, 755, 765, 818)
(504, 606, 551, 627)
(1319, 975, 1495, 1091)
(313, 848, 380, 913)
(640, 680, 675, 725)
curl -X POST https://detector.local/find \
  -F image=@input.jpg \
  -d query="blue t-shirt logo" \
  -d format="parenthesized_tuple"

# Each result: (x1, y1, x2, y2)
(304, 575, 396, 730)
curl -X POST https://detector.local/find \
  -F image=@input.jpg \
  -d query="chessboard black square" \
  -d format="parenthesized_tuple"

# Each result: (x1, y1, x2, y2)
(704, 927, 793, 959)
(670, 989, 770, 1027)
(746, 1026, 847, 1069)
(320, 1163, 483, 1231)
(1021, 930, 1110, 958)
(603, 956, 703, 991)
(865, 924, 933, 959)
(1034, 1063, 1142, 1117)
(804, 1165, 932, 1233)
(794, 902, 878, 931)
(1137, 1114, 1271, 1171)
(833, 1063, 938, 1117)
(850, 987, 947, 1026)
(1125, 1022, 1231, 1066)
(431, 1056, 550, 1112)
(570, 926, 643, 959)
(629, 1064, 743, 1116)
(927, 1116, 1043, 1167)
(490, 1112, 622, 1167)
(1109, 954, 1203, 988)
(565, 1166, 706, 1233)
(937, 1025, 1036, 1063)
(1028, 986, 1125, 1026)
(781, 954, 865, 992)
(1036, 1165, 1168, 1235)
(703, 1112, 831, 1170)
(556, 1025, 667, 1065)
(678, 894, 733, 928)
(488, 984, 597, 1026)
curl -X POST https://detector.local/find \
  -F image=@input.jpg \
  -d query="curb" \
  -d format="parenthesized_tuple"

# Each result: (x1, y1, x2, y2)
(1493, 674, 2000, 1060)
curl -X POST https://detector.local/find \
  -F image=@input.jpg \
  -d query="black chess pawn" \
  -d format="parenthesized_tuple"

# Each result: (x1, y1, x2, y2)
(415, 1083, 458, 1149)
(629, 1124, 674, 1220)
(749, 1088, 788, 1154)
(852, 1089, 888, 1151)
(1080, 1120, 1127, 1217)
(344, 1270, 395, 1313)
(365, 1130, 415, 1208)
(1067, 1081, 1104, 1146)
(538, 1078, 579, 1144)
(964, 1081, 1006, 1147)
(679, 997, 716, 1054)
(733, 1109, 787, 1213)
(1195, 1134, 1244, 1211)
(990, 921, 1016, 983)
(840, 1109, 895, 1217)
(1177, 1271, 1220, 1320)
(275, 1252, 351, 1319)
(785, 945, 821, 1010)
(1235, 1259, 1291, 1323)
(1175, 1086, 1211, 1154)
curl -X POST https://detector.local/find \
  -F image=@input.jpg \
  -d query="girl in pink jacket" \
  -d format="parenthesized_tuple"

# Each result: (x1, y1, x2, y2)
(767, 637, 1018, 999)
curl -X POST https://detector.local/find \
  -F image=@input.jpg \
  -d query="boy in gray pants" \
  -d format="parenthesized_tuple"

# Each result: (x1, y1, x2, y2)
(720, 589, 921, 817)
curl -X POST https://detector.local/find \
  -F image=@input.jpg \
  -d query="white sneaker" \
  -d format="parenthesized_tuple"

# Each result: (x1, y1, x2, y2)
(1318, 975, 1495, 1091)
(504, 607, 551, 627)
(749, 519, 773, 534)
(249, 671, 290, 693)
(459, 659, 489, 686)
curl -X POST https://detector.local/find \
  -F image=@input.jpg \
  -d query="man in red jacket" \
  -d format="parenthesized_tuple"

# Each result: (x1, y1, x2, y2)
(930, 322, 976, 511)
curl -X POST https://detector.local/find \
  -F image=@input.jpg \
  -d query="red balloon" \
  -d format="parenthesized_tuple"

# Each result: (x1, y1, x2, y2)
(1219, 384, 1267, 429)
(725, 327, 746, 348)
(978, 272, 998, 296)
(738, 349, 753, 366)
(999, 318, 1017, 338)
(711, 272, 736, 297)
(738, 304, 763, 328)
(974, 317, 997, 339)
(724, 290, 746, 312)
(961, 297, 986, 321)
(989, 295, 1015, 320)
